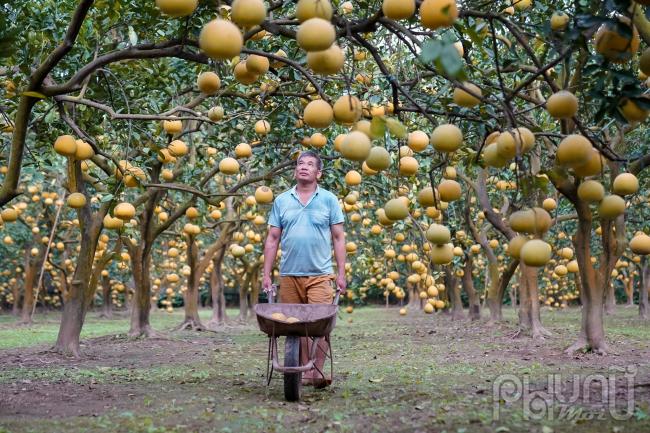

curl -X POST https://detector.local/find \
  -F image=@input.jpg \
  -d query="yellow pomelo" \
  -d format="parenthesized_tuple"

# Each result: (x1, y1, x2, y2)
(66, 192, 86, 209)
(417, 187, 436, 207)
(407, 130, 429, 152)
(483, 143, 508, 167)
(429, 243, 454, 264)
(155, 0, 198, 17)
(307, 44, 345, 75)
(365, 146, 391, 171)
(420, 0, 458, 30)
(599, 195, 626, 219)
(426, 223, 450, 245)
(219, 157, 240, 174)
(382, 0, 416, 20)
(594, 19, 639, 63)
(333, 95, 362, 124)
(234, 61, 258, 85)
(303, 99, 333, 128)
(507, 235, 528, 259)
(255, 119, 271, 135)
(546, 90, 578, 119)
(231, 0, 267, 27)
(612, 173, 638, 196)
(197, 72, 221, 95)
(384, 198, 409, 220)
(296, 0, 333, 22)
(208, 106, 224, 121)
(556, 134, 591, 167)
(550, 11, 570, 31)
(255, 186, 274, 204)
(437, 179, 461, 202)
(520, 239, 552, 267)
(114, 202, 136, 220)
(572, 148, 605, 177)
(453, 82, 482, 107)
(340, 131, 371, 161)
(430, 124, 462, 152)
(399, 156, 419, 176)
(168, 140, 188, 157)
(54, 135, 77, 157)
(619, 98, 649, 123)
(74, 140, 95, 160)
(235, 142, 252, 158)
(199, 19, 243, 60)
(630, 233, 650, 255)
(345, 170, 362, 186)
(297, 18, 336, 52)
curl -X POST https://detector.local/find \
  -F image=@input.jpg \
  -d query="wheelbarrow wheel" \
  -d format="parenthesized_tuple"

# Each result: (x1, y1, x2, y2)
(284, 336, 301, 401)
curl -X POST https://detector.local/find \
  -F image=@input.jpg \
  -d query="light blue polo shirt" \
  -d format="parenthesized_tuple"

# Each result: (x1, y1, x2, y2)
(268, 185, 344, 276)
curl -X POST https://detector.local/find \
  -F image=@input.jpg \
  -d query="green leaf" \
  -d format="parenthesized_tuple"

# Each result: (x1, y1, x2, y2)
(100, 194, 114, 203)
(420, 39, 442, 64)
(385, 117, 407, 139)
(370, 116, 385, 139)
(128, 26, 138, 46)
(21, 91, 47, 99)
(439, 44, 465, 79)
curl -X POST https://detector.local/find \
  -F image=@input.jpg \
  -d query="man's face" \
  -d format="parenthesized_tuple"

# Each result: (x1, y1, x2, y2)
(295, 156, 322, 182)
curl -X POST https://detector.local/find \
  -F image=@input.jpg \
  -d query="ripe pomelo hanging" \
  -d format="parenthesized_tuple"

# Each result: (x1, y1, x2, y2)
(420, 0, 458, 30)
(219, 157, 240, 174)
(333, 95, 362, 124)
(66, 192, 86, 209)
(384, 198, 409, 220)
(417, 186, 436, 207)
(303, 99, 334, 128)
(199, 19, 243, 60)
(297, 18, 336, 52)
(520, 239, 552, 267)
(233, 61, 258, 84)
(255, 186, 274, 204)
(74, 140, 95, 160)
(114, 202, 136, 220)
(168, 140, 188, 157)
(155, 0, 198, 17)
(453, 82, 482, 107)
(438, 179, 461, 202)
(307, 44, 345, 75)
(618, 98, 649, 123)
(507, 235, 528, 259)
(296, 0, 333, 21)
(630, 233, 650, 255)
(382, 0, 416, 20)
(546, 90, 578, 119)
(556, 134, 591, 167)
(407, 130, 429, 152)
(235, 142, 252, 158)
(426, 223, 451, 245)
(430, 124, 463, 152)
(254, 119, 271, 135)
(231, 0, 267, 27)
(246, 55, 270, 75)
(572, 148, 605, 177)
(399, 156, 419, 176)
(429, 243, 454, 264)
(163, 119, 182, 134)
(54, 135, 77, 157)
(340, 131, 371, 161)
(599, 194, 626, 219)
(612, 173, 639, 196)
(594, 18, 639, 63)
(197, 72, 221, 95)
(365, 146, 391, 171)
(344, 170, 362, 186)
(208, 106, 224, 121)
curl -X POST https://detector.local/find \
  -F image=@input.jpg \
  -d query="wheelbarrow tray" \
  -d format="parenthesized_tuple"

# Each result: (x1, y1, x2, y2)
(254, 303, 338, 337)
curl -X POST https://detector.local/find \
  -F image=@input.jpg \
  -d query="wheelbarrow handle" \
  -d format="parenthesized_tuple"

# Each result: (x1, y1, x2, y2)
(264, 284, 277, 304)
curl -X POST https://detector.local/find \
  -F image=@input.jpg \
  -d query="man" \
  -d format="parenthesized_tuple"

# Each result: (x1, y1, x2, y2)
(262, 150, 347, 388)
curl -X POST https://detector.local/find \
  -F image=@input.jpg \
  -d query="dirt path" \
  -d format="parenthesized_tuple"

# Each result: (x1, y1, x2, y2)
(0, 307, 649, 433)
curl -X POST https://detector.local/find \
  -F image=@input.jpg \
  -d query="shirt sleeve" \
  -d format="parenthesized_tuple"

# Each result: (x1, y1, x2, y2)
(268, 198, 282, 228)
(330, 195, 345, 225)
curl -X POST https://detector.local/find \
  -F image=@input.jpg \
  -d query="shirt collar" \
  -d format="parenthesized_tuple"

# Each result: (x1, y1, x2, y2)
(290, 184, 320, 197)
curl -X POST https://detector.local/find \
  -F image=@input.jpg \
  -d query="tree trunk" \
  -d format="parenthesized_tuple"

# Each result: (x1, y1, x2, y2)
(207, 249, 228, 329)
(52, 217, 102, 356)
(100, 274, 112, 318)
(487, 263, 502, 322)
(604, 281, 616, 315)
(20, 259, 38, 324)
(178, 235, 206, 331)
(625, 275, 634, 306)
(641, 259, 649, 320)
(11, 278, 20, 316)
(129, 247, 155, 337)
(462, 255, 480, 320)
(449, 275, 464, 320)
(517, 264, 551, 339)
(406, 282, 420, 309)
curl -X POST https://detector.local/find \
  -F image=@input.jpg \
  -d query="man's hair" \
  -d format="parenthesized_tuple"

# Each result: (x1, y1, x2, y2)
(297, 150, 323, 170)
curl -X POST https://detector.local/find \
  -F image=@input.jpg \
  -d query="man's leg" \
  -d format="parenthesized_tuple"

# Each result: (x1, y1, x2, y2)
(306, 275, 335, 387)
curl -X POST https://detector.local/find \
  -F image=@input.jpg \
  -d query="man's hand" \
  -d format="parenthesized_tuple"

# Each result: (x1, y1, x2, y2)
(262, 274, 274, 294)
(335, 273, 347, 296)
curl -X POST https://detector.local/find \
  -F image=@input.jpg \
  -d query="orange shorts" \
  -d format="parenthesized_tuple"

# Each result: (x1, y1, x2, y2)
(279, 275, 334, 304)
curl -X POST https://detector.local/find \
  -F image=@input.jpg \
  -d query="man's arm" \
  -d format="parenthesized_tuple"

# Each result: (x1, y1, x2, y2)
(262, 226, 282, 292)
(331, 223, 347, 294)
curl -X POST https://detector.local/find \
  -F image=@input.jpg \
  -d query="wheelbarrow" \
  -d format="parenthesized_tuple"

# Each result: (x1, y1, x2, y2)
(254, 286, 340, 401)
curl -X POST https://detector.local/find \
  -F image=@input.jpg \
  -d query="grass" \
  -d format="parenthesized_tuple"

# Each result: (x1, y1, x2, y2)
(0, 305, 649, 433)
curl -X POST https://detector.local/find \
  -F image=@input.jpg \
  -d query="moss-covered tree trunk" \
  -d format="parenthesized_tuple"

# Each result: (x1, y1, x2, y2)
(461, 254, 480, 320)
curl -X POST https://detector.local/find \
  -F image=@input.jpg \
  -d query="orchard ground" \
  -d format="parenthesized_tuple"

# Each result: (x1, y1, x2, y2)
(0, 307, 649, 433)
